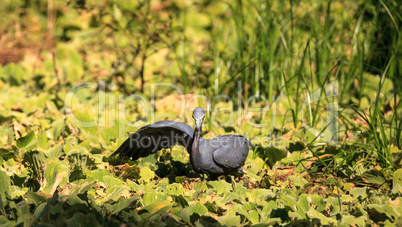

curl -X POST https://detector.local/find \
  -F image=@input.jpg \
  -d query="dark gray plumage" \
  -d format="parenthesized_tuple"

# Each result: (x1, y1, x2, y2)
(112, 107, 251, 177)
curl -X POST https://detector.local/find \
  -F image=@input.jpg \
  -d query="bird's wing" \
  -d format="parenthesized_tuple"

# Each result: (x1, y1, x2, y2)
(212, 135, 251, 169)
(111, 121, 194, 160)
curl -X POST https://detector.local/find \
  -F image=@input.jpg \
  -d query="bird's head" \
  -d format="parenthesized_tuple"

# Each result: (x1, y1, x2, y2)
(192, 107, 205, 128)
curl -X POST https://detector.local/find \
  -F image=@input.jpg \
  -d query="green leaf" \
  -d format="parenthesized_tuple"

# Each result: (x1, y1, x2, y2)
(249, 210, 260, 224)
(288, 141, 305, 152)
(111, 196, 139, 214)
(392, 168, 402, 194)
(257, 146, 288, 167)
(0, 215, 15, 226)
(367, 203, 400, 221)
(0, 63, 26, 86)
(37, 132, 49, 150)
(280, 194, 307, 218)
(65, 212, 101, 227)
(297, 194, 311, 213)
(70, 179, 96, 194)
(113, 4, 127, 28)
(350, 187, 367, 199)
(42, 161, 68, 194)
(204, 201, 218, 213)
(188, 203, 208, 216)
(219, 212, 240, 226)
(16, 131, 35, 148)
(45, 144, 63, 159)
(143, 191, 167, 206)
(165, 183, 184, 196)
(208, 180, 232, 194)
(340, 215, 367, 226)
(33, 203, 47, 219)
(25, 191, 47, 206)
(221, 192, 239, 204)
(104, 185, 130, 202)
(139, 166, 155, 183)
(142, 201, 171, 214)
(0, 170, 10, 197)
(306, 208, 336, 225)
(172, 195, 189, 208)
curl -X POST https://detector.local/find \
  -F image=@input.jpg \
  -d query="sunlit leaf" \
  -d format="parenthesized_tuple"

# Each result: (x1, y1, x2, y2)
(392, 168, 402, 194)
(0, 170, 10, 197)
(219, 212, 240, 226)
(139, 166, 155, 183)
(42, 161, 68, 194)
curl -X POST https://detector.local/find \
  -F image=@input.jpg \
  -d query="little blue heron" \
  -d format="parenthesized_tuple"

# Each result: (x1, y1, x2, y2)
(112, 107, 251, 178)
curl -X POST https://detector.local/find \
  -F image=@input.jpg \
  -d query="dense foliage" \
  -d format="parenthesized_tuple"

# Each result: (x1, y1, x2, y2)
(0, 0, 401, 226)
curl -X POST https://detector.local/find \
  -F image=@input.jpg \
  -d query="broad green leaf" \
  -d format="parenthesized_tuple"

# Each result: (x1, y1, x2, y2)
(306, 208, 336, 225)
(65, 212, 101, 227)
(113, 4, 127, 28)
(143, 191, 167, 206)
(165, 183, 184, 196)
(104, 185, 131, 202)
(111, 196, 139, 214)
(14, 203, 34, 226)
(249, 210, 260, 224)
(16, 131, 35, 148)
(289, 175, 309, 189)
(0, 170, 10, 197)
(103, 175, 124, 187)
(219, 212, 240, 226)
(350, 187, 367, 199)
(139, 166, 155, 183)
(297, 194, 311, 213)
(0, 63, 25, 86)
(208, 180, 231, 194)
(310, 194, 325, 212)
(9, 186, 28, 198)
(66, 195, 87, 206)
(70, 179, 96, 194)
(288, 141, 305, 152)
(42, 161, 68, 194)
(243, 202, 256, 211)
(340, 215, 367, 226)
(51, 119, 65, 140)
(142, 200, 171, 214)
(172, 195, 189, 208)
(221, 192, 239, 204)
(391, 149, 402, 166)
(37, 132, 48, 150)
(261, 201, 278, 219)
(188, 203, 208, 216)
(257, 146, 288, 167)
(45, 144, 63, 159)
(280, 194, 306, 218)
(392, 168, 402, 194)
(204, 201, 218, 213)
(87, 169, 111, 182)
(367, 203, 400, 221)
(0, 215, 15, 226)
(33, 203, 47, 219)
(25, 190, 45, 207)
(177, 208, 191, 224)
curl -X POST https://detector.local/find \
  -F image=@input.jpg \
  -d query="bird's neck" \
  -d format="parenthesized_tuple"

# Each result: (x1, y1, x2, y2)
(191, 126, 202, 162)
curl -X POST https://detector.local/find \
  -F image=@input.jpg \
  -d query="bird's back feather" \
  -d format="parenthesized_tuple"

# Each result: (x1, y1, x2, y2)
(112, 121, 194, 160)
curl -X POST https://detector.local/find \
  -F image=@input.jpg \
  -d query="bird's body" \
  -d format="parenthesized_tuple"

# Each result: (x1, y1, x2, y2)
(190, 136, 250, 176)
(112, 108, 251, 177)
